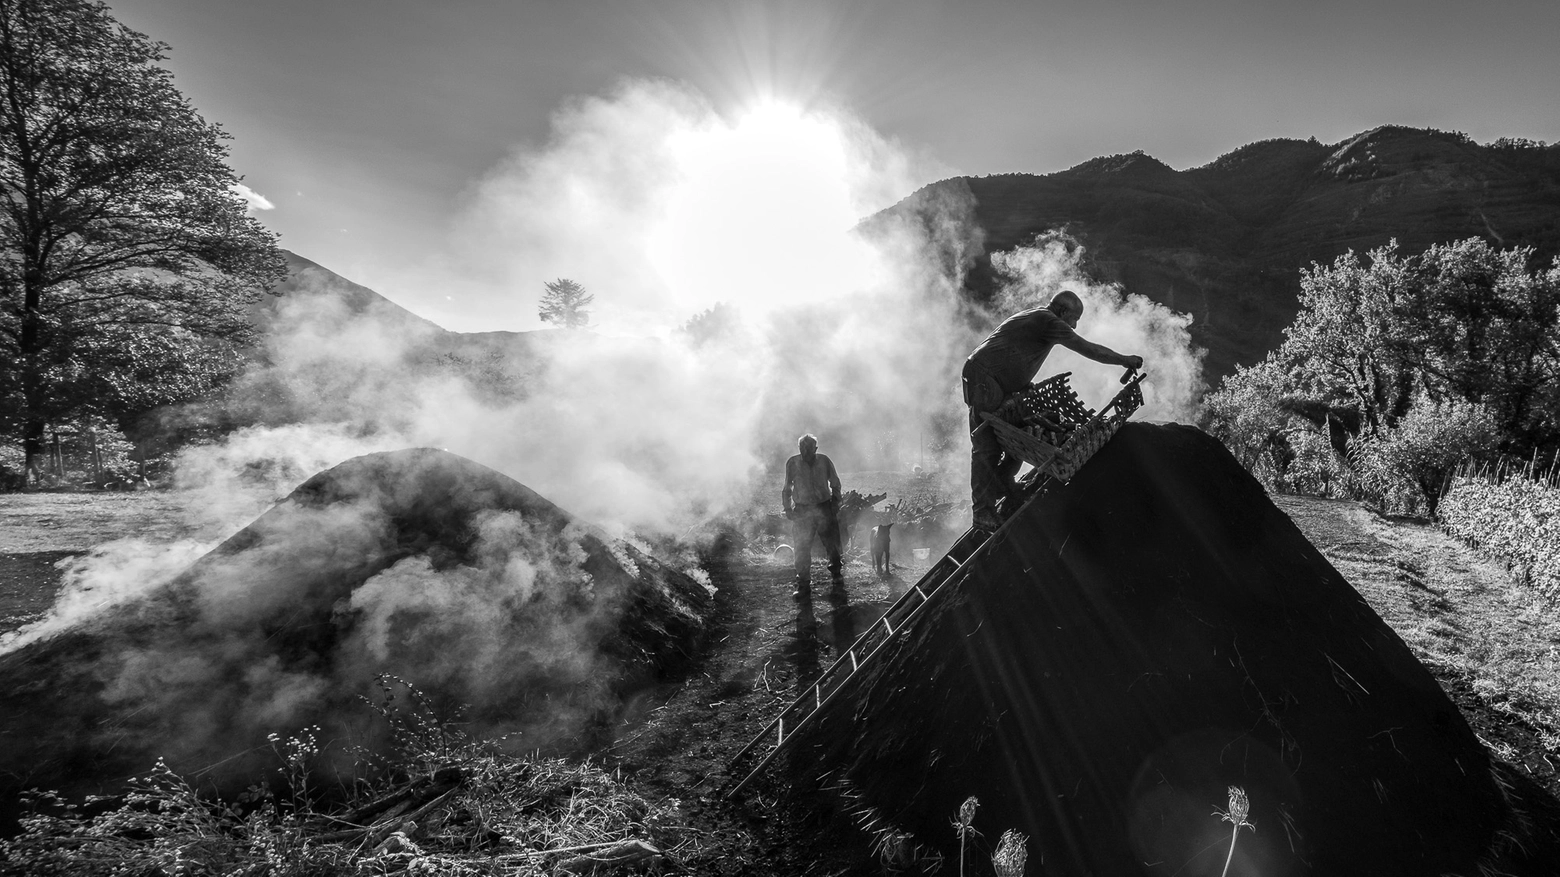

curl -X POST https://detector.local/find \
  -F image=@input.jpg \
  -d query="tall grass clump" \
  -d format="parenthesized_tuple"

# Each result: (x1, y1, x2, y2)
(1440, 462, 1560, 601)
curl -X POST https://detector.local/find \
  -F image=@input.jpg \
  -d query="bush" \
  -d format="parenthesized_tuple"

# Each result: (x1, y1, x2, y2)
(1440, 471, 1560, 601)
(1281, 429, 1354, 498)
(1349, 397, 1499, 517)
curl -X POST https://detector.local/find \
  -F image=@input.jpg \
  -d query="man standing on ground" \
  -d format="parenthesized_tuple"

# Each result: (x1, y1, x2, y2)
(781, 433, 843, 599)
(963, 290, 1143, 531)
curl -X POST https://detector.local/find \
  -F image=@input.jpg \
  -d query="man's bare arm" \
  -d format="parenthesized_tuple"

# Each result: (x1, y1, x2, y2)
(1059, 330, 1142, 369)
(781, 458, 795, 512)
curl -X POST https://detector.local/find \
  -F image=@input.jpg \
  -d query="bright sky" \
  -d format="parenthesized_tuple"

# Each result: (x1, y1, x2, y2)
(109, 0, 1560, 332)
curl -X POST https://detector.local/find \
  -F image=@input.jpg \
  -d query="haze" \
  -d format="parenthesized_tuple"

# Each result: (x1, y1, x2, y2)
(107, 0, 1560, 333)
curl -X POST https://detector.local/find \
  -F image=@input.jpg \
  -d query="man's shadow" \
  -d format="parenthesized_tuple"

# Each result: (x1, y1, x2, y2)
(825, 582, 860, 658)
(787, 593, 821, 685)
(788, 578, 906, 684)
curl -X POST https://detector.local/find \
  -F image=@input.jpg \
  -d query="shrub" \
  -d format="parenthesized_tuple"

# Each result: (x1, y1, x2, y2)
(1349, 396, 1500, 517)
(1440, 470, 1560, 601)
(1282, 429, 1354, 498)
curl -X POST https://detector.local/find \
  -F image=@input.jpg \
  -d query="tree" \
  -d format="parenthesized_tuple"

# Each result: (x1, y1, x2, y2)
(0, 0, 285, 485)
(1387, 239, 1560, 450)
(678, 301, 738, 347)
(1200, 357, 1296, 479)
(1212, 240, 1559, 451)
(537, 278, 593, 328)
(1204, 238, 1560, 509)
(1279, 243, 1416, 438)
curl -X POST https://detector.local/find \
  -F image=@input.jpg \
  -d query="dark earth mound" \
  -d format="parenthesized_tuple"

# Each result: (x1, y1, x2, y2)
(0, 448, 712, 811)
(788, 423, 1553, 875)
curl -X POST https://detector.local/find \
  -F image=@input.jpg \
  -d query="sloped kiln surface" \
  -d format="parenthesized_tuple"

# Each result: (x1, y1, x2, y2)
(793, 423, 1514, 875)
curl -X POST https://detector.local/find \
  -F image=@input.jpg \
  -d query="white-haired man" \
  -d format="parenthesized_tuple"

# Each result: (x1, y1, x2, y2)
(781, 433, 843, 599)
(963, 290, 1143, 531)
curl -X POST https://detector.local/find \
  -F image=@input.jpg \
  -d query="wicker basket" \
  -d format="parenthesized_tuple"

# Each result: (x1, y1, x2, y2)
(1006, 372, 1095, 426)
(985, 373, 1146, 484)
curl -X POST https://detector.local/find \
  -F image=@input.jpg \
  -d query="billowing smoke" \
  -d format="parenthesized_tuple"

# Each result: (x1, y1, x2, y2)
(989, 232, 1205, 420)
(2, 79, 1203, 785)
(218, 77, 976, 538)
(0, 448, 713, 798)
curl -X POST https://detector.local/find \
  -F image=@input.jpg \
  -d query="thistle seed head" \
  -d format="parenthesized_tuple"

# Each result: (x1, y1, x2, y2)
(992, 829, 1029, 877)
(1213, 785, 1256, 832)
(1227, 786, 1250, 825)
(959, 796, 979, 829)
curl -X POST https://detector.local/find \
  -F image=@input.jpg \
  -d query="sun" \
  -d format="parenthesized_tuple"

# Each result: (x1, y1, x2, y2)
(646, 97, 880, 315)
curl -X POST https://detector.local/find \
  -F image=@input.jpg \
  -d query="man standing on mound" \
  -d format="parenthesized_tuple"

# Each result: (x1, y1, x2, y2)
(963, 290, 1143, 532)
(782, 433, 843, 599)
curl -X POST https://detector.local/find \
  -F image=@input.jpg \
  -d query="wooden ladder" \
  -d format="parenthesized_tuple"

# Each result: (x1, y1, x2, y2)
(726, 521, 1002, 795)
(724, 373, 1147, 795)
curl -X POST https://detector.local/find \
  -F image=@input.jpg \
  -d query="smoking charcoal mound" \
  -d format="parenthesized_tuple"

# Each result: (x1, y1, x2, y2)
(0, 448, 713, 815)
(790, 423, 1555, 876)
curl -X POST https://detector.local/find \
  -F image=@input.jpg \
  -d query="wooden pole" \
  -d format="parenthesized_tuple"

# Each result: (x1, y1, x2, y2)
(89, 428, 102, 480)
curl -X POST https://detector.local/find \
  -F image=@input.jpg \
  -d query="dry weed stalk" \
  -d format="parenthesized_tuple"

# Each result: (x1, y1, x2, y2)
(952, 795, 980, 877)
(1212, 785, 1255, 877)
(0, 678, 675, 876)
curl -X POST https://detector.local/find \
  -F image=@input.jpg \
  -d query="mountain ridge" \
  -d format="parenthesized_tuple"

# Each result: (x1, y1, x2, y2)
(866, 125, 1560, 380)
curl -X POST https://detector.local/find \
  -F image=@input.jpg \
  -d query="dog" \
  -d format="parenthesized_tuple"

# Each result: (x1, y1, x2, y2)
(870, 523, 892, 576)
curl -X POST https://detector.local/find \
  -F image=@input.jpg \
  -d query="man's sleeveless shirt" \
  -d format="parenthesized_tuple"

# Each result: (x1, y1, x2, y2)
(966, 307, 1075, 394)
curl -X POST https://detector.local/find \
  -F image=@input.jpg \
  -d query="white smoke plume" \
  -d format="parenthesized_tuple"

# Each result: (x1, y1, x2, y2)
(1, 78, 1201, 788)
(219, 77, 974, 538)
(989, 232, 1206, 421)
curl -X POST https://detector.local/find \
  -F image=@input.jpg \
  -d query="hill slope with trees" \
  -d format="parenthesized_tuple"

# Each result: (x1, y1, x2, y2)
(865, 126, 1560, 381)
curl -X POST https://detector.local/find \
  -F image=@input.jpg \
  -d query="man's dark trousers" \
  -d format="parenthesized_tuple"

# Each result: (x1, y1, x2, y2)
(792, 501, 843, 589)
(964, 359, 1020, 524)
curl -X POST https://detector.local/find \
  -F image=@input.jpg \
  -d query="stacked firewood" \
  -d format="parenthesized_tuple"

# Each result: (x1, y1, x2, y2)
(838, 490, 888, 550)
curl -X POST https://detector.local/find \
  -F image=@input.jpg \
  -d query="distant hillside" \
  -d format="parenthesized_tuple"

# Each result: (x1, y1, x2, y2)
(258, 251, 446, 337)
(258, 250, 560, 362)
(864, 126, 1560, 381)
(222, 251, 578, 425)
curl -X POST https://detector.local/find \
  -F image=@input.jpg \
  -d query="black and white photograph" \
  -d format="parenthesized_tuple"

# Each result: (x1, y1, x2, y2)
(2, 0, 1559, 873)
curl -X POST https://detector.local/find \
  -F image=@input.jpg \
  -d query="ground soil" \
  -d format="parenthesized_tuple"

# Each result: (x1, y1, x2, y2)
(2, 484, 1559, 873)
(0, 490, 200, 632)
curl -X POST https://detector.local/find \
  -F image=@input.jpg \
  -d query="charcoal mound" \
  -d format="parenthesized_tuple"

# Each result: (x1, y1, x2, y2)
(791, 423, 1553, 875)
(0, 448, 713, 808)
